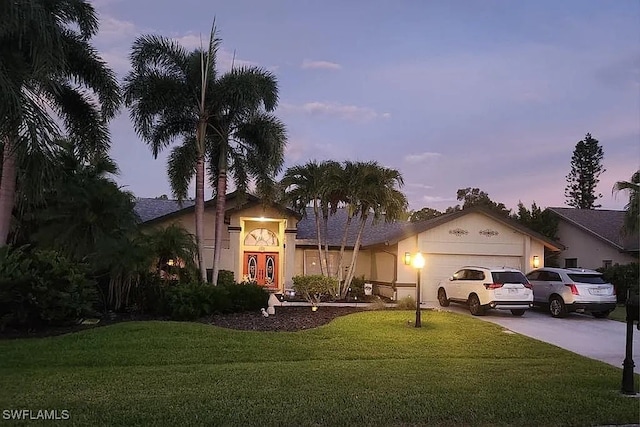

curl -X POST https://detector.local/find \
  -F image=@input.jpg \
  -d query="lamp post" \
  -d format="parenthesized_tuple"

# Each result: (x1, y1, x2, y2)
(412, 252, 425, 328)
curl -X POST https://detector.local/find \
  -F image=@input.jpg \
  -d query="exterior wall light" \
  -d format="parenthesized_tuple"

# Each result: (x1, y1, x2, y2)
(533, 255, 540, 269)
(167, 259, 175, 266)
(404, 252, 412, 265)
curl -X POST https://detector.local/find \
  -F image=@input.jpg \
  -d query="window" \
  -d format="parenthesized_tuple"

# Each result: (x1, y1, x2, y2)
(304, 251, 340, 276)
(491, 272, 527, 284)
(468, 270, 485, 280)
(602, 260, 613, 269)
(564, 258, 578, 268)
(245, 228, 278, 246)
(567, 274, 607, 284)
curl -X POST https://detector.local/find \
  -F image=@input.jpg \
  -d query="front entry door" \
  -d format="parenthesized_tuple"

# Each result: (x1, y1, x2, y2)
(243, 252, 278, 288)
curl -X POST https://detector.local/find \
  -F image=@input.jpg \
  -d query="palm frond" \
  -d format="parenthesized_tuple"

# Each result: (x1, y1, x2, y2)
(168, 138, 198, 201)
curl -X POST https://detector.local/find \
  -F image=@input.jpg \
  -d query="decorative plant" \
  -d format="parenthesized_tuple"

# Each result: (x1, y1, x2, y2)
(292, 275, 338, 307)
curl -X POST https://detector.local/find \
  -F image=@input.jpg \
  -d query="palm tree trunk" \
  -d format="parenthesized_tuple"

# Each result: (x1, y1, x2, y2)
(211, 146, 228, 286)
(335, 210, 353, 295)
(0, 137, 18, 245)
(323, 212, 331, 277)
(313, 200, 325, 276)
(195, 153, 207, 281)
(342, 214, 367, 298)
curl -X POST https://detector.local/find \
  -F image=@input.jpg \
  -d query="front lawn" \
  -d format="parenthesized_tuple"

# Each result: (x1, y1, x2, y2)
(609, 304, 630, 322)
(0, 310, 638, 426)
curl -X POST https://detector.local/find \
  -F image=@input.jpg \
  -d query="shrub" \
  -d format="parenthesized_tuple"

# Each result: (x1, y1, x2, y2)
(164, 283, 231, 320)
(217, 270, 235, 287)
(222, 282, 269, 312)
(349, 276, 365, 299)
(366, 296, 387, 311)
(396, 295, 416, 310)
(292, 275, 338, 305)
(0, 246, 98, 330)
(598, 262, 639, 303)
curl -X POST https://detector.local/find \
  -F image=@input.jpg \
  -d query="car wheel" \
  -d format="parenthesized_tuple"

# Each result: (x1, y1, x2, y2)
(437, 288, 450, 307)
(549, 295, 567, 318)
(592, 310, 611, 319)
(511, 309, 525, 316)
(468, 294, 485, 316)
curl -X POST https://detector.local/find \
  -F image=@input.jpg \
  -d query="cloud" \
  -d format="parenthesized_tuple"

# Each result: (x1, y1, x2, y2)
(406, 183, 434, 190)
(404, 152, 442, 164)
(301, 60, 342, 70)
(282, 102, 390, 122)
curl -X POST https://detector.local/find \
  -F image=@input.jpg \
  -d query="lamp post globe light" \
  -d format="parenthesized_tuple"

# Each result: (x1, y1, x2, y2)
(412, 252, 425, 328)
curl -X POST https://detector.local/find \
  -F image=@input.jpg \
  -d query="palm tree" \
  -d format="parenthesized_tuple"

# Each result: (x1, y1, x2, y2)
(205, 68, 287, 285)
(613, 170, 640, 234)
(0, 0, 121, 245)
(340, 161, 407, 297)
(124, 27, 220, 281)
(125, 25, 287, 285)
(281, 160, 331, 276)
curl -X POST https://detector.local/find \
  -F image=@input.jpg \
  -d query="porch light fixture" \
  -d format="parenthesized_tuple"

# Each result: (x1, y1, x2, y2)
(412, 252, 425, 328)
(404, 252, 412, 265)
(167, 259, 175, 266)
(533, 255, 540, 268)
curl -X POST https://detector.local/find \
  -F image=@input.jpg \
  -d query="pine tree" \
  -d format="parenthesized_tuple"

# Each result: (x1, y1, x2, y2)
(564, 133, 605, 209)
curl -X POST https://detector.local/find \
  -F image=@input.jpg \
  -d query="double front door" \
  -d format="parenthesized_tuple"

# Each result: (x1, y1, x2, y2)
(243, 252, 278, 288)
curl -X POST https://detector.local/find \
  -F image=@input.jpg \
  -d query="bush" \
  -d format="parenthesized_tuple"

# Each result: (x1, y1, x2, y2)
(222, 282, 269, 312)
(396, 295, 416, 310)
(598, 263, 639, 303)
(349, 276, 365, 299)
(164, 283, 231, 320)
(292, 275, 338, 305)
(0, 246, 98, 330)
(217, 270, 235, 287)
(130, 271, 170, 315)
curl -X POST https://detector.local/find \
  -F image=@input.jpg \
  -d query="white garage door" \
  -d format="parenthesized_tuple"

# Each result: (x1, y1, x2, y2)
(420, 254, 523, 303)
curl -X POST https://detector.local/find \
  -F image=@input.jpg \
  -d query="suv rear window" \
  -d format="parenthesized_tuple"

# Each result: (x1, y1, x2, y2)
(567, 274, 607, 284)
(491, 272, 527, 284)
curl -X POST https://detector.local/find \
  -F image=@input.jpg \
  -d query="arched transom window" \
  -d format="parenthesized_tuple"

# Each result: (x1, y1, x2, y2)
(244, 228, 279, 246)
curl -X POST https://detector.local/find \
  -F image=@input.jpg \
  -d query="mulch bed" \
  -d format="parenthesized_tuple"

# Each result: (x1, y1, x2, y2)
(0, 306, 366, 339)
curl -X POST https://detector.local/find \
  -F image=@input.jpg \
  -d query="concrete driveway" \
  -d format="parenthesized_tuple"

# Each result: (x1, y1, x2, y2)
(434, 303, 640, 374)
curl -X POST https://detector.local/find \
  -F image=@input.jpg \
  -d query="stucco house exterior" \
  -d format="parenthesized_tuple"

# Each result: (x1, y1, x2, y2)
(135, 194, 562, 304)
(546, 207, 639, 270)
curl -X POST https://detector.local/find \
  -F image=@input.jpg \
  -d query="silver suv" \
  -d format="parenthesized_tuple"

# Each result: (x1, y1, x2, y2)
(526, 267, 617, 318)
(437, 266, 534, 316)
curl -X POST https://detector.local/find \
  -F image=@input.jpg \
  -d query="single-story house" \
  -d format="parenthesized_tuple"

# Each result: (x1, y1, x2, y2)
(546, 207, 639, 270)
(135, 193, 563, 303)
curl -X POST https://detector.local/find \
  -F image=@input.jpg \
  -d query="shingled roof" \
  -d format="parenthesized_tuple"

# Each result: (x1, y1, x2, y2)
(297, 206, 563, 250)
(134, 198, 195, 223)
(547, 207, 639, 252)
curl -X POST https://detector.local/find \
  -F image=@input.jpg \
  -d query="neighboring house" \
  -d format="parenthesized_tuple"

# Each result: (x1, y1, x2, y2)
(135, 193, 562, 303)
(546, 208, 639, 270)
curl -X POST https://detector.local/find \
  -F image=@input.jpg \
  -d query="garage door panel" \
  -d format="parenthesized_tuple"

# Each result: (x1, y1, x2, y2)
(421, 254, 522, 302)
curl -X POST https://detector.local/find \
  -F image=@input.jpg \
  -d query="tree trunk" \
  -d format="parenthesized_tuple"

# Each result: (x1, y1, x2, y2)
(195, 153, 207, 282)
(335, 209, 353, 295)
(211, 145, 228, 286)
(0, 137, 18, 245)
(313, 200, 325, 276)
(323, 212, 331, 277)
(342, 215, 367, 298)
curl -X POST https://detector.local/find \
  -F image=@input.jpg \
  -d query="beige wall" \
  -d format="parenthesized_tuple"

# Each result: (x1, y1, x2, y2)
(556, 221, 637, 269)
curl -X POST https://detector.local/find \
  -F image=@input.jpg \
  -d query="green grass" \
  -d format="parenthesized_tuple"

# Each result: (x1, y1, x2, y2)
(609, 304, 629, 322)
(1, 310, 638, 426)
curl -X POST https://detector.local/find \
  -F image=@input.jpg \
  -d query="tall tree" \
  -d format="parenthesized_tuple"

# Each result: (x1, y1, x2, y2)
(205, 67, 286, 286)
(612, 170, 639, 234)
(512, 201, 558, 240)
(124, 26, 221, 281)
(410, 207, 442, 222)
(454, 187, 511, 216)
(281, 160, 341, 277)
(0, 0, 121, 245)
(565, 133, 605, 209)
(340, 162, 407, 296)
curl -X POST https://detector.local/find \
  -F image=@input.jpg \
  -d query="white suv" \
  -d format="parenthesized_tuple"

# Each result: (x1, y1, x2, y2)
(526, 267, 617, 318)
(437, 266, 534, 316)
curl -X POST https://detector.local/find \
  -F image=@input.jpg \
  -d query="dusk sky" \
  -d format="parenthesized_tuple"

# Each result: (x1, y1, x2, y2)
(92, 0, 640, 213)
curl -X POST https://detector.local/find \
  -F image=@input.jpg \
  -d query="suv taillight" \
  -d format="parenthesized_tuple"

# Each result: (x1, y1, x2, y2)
(523, 282, 533, 290)
(484, 283, 503, 289)
(565, 283, 579, 295)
